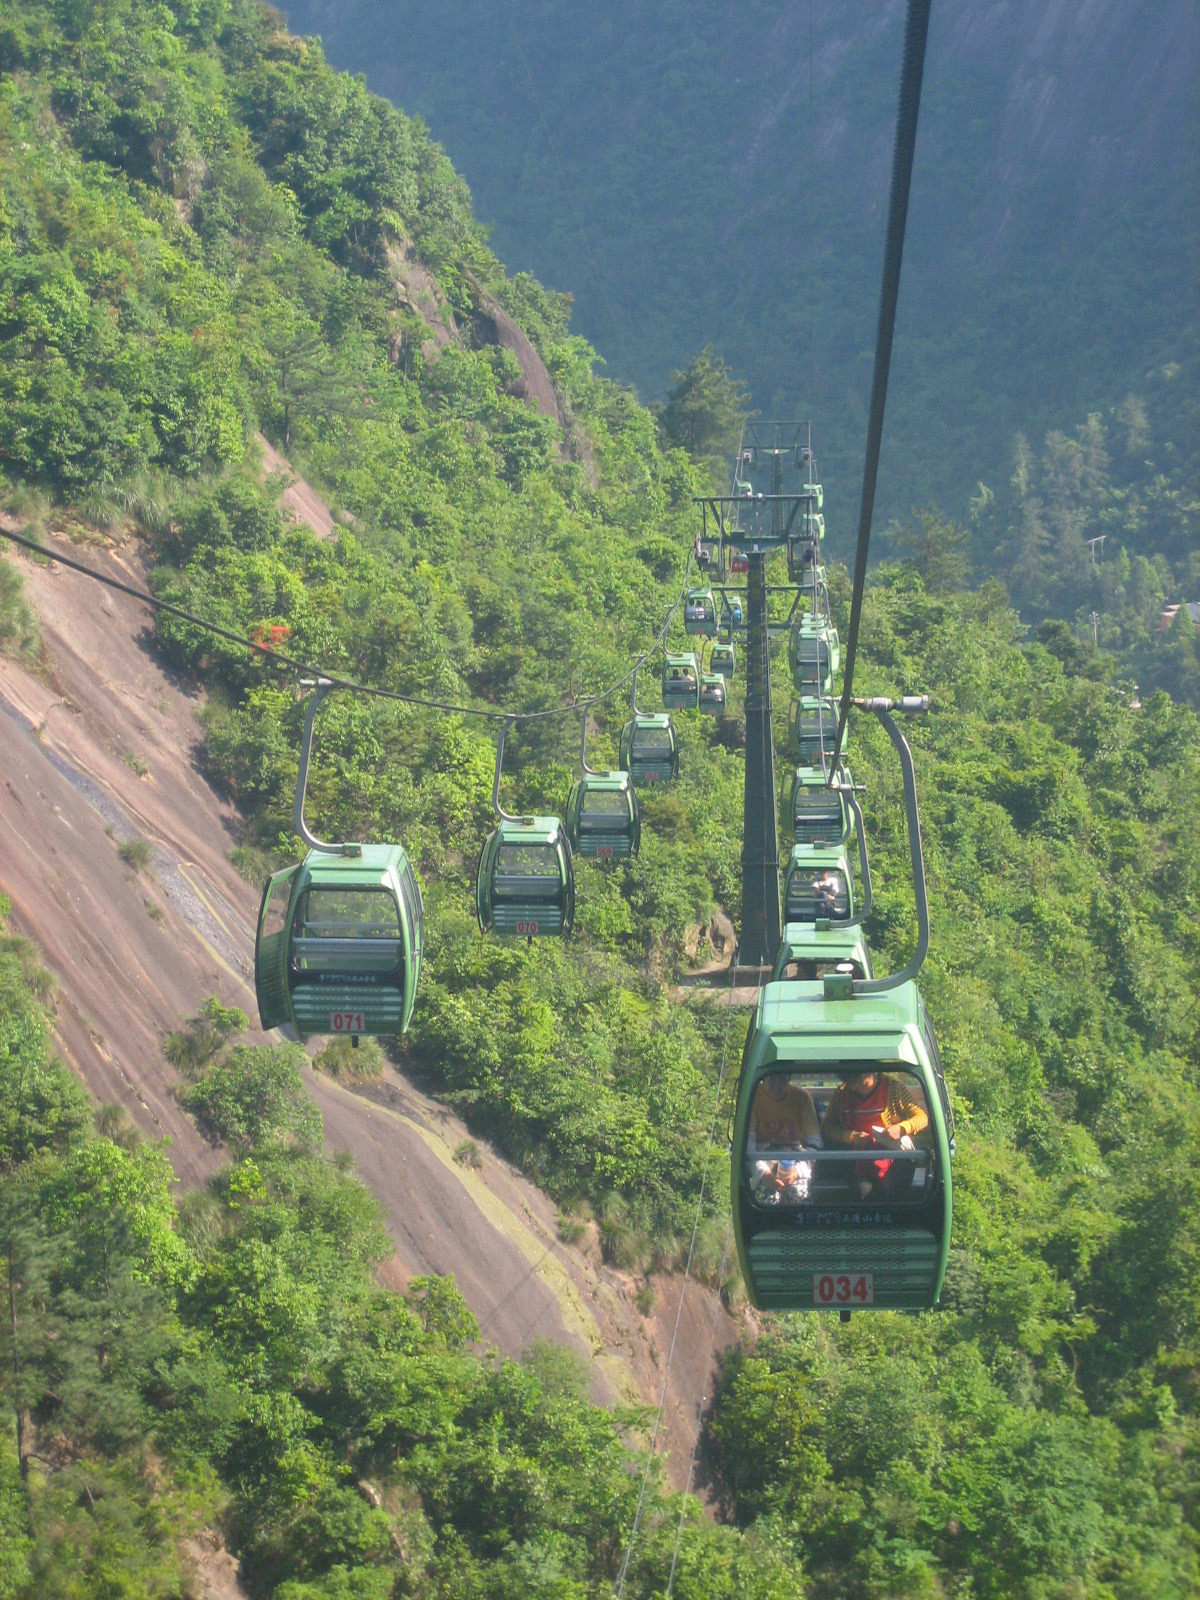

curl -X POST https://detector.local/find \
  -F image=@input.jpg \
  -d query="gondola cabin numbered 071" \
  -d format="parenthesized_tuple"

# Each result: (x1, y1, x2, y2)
(255, 844, 424, 1041)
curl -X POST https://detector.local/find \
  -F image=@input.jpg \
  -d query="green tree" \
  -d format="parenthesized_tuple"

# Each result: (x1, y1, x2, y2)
(658, 345, 750, 462)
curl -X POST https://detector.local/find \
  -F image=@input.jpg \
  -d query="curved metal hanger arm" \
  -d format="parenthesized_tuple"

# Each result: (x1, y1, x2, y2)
(841, 787, 874, 927)
(579, 708, 599, 775)
(492, 716, 521, 822)
(850, 697, 931, 994)
(294, 680, 359, 855)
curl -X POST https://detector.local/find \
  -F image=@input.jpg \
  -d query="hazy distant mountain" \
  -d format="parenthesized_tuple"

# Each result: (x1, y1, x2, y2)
(284, 0, 1197, 529)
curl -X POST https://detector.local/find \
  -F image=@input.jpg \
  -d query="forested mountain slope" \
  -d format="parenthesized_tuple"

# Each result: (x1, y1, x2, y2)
(1, 2, 1198, 1595)
(283, 0, 1199, 534)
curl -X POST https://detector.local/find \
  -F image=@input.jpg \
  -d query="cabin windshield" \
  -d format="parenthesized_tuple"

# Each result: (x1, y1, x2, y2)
(580, 790, 631, 819)
(794, 788, 841, 822)
(291, 887, 402, 975)
(299, 887, 401, 938)
(746, 1068, 935, 1210)
(496, 844, 561, 877)
(786, 867, 850, 920)
(635, 730, 674, 755)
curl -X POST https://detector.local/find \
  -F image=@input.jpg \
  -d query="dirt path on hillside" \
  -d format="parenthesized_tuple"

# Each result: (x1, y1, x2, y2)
(0, 526, 740, 1489)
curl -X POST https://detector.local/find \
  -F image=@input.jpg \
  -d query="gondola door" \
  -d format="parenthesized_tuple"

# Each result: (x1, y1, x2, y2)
(255, 864, 301, 1029)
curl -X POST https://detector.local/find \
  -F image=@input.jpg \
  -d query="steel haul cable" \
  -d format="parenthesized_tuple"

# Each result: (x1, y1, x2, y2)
(0, 526, 693, 729)
(833, 0, 933, 766)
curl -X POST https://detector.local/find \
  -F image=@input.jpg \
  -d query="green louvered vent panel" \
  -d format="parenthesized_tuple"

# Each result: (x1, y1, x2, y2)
(292, 983, 405, 1028)
(748, 1227, 941, 1311)
(576, 834, 635, 858)
(631, 760, 675, 783)
(491, 904, 566, 934)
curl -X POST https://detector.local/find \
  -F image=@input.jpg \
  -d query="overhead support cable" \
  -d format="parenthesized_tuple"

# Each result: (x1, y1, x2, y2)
(834, 0, 933, 764)
(0, 526, 692, 729)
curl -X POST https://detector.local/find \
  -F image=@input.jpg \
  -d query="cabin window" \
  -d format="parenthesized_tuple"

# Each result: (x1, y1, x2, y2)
(291, 887, 402, 975)
(794, 790, 842, 827)
(260, 873, 293, 941)
(581, 790, 631, 818)
(776, 957, 867, 983)
(746, 1068, 935, 1210)
(636, 731, 673, 755)
(495, 844, 561, 878)
(299, 888, 401, 938)
(398, 863, 423, 939)
(786, 868, 850, 920)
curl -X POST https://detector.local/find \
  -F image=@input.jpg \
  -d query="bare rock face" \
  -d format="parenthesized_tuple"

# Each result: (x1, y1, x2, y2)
(384, 235, 458, 359)
(468, 275, 561, 422)
(708, 909, 737, 961)
(179, 1531, 247, 1600)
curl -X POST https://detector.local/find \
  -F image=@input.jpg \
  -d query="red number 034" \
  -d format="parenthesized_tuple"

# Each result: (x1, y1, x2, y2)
(814, 1273, 874, 1306)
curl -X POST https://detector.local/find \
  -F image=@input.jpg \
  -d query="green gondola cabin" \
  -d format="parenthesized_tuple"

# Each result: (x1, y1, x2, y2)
(710, 642, 736, 679)
(783, 842, 854, 923)
(477, 818, 574, 937)
(789, 765, 853, 847)
(683, 588, 719, 637)
(256, 844, 423, 1040)
(789, 696, 839, 766)
(789, 621, 841, 695)
(699, 672, 727, 714)
(772, 921, 872, 984)
(730, 980, 954, 1313)
(619, 714, 679, 786)
(565, 772, 641, 859)
(788, 538, 819, 583)
(662, 652, 700, 712)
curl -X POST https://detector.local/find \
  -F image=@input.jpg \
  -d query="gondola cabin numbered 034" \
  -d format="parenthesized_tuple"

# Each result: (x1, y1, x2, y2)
(730, 978, 955, 1313)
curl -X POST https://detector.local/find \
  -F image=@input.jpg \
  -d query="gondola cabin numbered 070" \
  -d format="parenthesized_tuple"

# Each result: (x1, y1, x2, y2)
(476, 818, 575, 938)
(255, 844, 424, 1040)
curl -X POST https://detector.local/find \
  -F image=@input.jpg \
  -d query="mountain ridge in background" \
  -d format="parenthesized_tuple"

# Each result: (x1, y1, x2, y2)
(284, 0, 1199, 536)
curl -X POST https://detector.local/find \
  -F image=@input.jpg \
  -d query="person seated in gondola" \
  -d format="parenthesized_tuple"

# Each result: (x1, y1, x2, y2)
(749, 1075, 822, 1204)
(821, 1070, 929, 1197)
(669, 665, 696, 689)
(812, 871, 844, 916)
